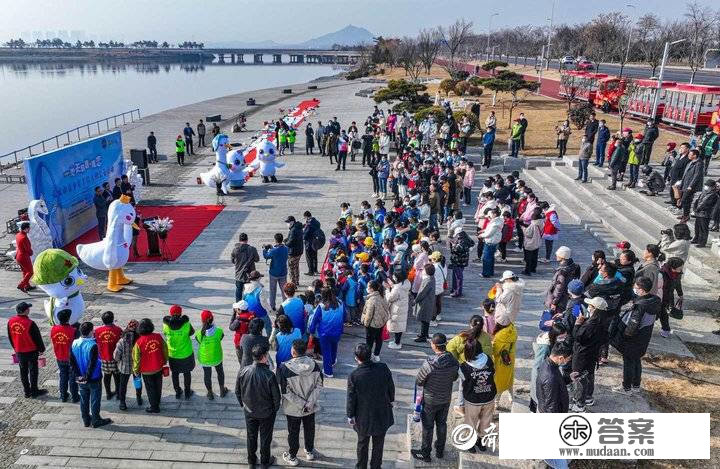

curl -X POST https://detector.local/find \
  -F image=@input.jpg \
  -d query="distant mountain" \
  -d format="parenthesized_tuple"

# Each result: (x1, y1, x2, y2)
(207, 25, 374, 50)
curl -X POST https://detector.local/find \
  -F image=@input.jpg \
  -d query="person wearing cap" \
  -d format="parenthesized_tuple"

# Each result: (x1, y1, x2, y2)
(285, 216, 304, 287)
(112, 319, 143, 410)
(195, 310, 228, 400)
(162, 305, 195, 400)
(14, 221, 35, 293)
(569, 297, 608, 412)
(544, 246, 580, 313)
(7, 302, 46, 398)
(133, 318, 168, 413)
(263, 233, 289, 311)
(175, 135, 186, 165)
(411, 333, 459, 463)
(243, 270, 272, 336)
(690, 179, 718, 247)
(50, 309, 80, 403)
(231, 232, 260, 302)
(70, 321, 112, 428)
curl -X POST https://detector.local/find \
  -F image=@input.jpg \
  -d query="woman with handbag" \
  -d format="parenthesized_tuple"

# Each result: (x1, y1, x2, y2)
(659, 257, 684, 338)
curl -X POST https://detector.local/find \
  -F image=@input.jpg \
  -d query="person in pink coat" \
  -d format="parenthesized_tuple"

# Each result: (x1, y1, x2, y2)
(411, 242, 431, 294)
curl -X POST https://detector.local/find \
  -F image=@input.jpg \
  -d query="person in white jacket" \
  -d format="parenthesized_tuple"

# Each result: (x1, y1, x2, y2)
(430, 251, 448, 325)
(494, 270, 526, 326)
(378, 131, 391, 157)
(479, 208, 504, 278)
(385, 273, 411, 349)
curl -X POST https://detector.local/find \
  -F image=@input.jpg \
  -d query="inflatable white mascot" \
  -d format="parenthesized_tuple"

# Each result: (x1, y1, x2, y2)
(32, 248, 87, 325)
(244, 140, 285, 183)
(200, 134, 233, 198)
(76, 194, 137, 292)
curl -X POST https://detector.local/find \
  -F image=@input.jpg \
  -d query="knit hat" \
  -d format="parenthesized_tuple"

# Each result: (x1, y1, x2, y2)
(363, 237, 374, 247)
(169, 305, 182, 316)
(568, 279, 584, 295)
(200, 310, 213, 323)
(31, 249, 79, 285)
(615, 240, 631, 250)
(555, 246, 572, 259)
(233, 300, 249, 311)
(429, 251, 443, 262)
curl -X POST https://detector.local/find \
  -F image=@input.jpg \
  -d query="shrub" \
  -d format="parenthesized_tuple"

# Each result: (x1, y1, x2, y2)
(414, 106, 447, 123)
(468, 76, 484, 86)
(439, 79, 457, 96)
(450, 69, 470, 81)
(453, 110, 480, 136)
(568, 102, 595, 129)
(454, 81, 470, 96)
(468, 85, 483, 96)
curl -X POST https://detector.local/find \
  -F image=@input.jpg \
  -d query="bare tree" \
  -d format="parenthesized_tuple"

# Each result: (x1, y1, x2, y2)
(684, 1, 719, 84)
(397, 37, 423, 81)
(417, 28, 441, 74)
(438, 19, 474, 77)
(583, 13, 625, 73)
(635, 14, 665, 76)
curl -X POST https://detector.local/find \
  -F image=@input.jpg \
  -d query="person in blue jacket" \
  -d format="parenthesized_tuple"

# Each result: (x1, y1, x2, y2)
(342, 270, 359, 325)
(70, 322, 112, 428)
(270, 314, 302, 366)
(308, 288, 344, 377)
(242, 271, 272, 336)
(482, 127, 496, 168)
(262, 233, 289, 311)
(595, 120, 611, 167)
(277, 283, 307, 338)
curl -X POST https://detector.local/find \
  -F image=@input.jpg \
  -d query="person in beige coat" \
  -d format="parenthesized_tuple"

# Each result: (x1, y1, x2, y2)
(385, 273, 411, 350)
(494, 270, 526, 328)
(361, 280, 391, 362)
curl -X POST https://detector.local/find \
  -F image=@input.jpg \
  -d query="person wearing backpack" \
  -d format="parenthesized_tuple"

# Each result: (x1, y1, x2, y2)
(195, 310, 228, 400)
(449, 231, 474, 298)
(303, 211, 322, 276)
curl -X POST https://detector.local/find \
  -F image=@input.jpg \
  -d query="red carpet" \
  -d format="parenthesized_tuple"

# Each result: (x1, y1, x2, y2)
(64, 205, 224, 262)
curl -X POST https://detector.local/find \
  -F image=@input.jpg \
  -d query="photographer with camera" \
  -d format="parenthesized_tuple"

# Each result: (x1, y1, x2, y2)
(263, 233, 289, 311)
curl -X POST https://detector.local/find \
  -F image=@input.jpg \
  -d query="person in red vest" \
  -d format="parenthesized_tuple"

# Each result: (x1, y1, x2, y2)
(540, 203, 560, 263)
(95, 311, 123, 401)
(15, 222, 36, 293)
(132, 318, 168, 413)
(50, 309, 80, 402)
(7, 301, 46, 398)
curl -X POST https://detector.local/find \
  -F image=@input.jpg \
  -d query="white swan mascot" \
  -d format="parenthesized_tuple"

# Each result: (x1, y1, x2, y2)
(226, 147, 247, 189)
(200, 134, 233, 197)
(125, 163, 146, 204)
(76, 194, 137, 292)
(244, 140, 284, 183)
(31, 248, 87, 325)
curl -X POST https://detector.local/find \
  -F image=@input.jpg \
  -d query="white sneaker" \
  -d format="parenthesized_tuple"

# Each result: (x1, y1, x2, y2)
(611, 385, 633, 396)
(660, 330, 670, 338)
(305, 449, 316, 461)
(435, 315, 442, 321)
(387, 342, 401, 349)
(431, 321, 439, 327)
(323, 372, 334, 378)
(372, 354, 380, 362)
(283, 452, 300, 466)
(569, 403, 586, 413)
(539, 258, 549, 263)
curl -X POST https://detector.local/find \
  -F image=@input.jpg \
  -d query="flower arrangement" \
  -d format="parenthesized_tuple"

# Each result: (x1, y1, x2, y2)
(146, 217, 174, 238)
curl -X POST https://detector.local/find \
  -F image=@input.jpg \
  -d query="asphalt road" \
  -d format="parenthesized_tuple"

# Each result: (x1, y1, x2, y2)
(547, 59, 720, 86)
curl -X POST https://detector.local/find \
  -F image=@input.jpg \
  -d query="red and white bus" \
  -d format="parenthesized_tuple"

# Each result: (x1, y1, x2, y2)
(662, 84, 720, 132)
(626, 79, 677, 120)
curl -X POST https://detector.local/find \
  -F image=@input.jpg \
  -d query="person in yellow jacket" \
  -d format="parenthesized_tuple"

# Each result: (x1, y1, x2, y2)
(287, 128, 297, 154)
(627, 133, 643, 188)
(492, 319, 517, 408)
(447, 315, 493, 416)
(278, 127, 288, 155)
(510, 120, 523, 158)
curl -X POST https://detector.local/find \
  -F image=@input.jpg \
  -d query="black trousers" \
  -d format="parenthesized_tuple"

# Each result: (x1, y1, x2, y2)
(202, 364, 225, 392)
(185, 137, 194, 154)
(463, 187, 471, 205)
(356, 432, 386, 469)
(681, 191, 695, 217)
(365, 326, 383, 356)
(171, 369, 191, 394)
(515, 221, 524, 249)
(148, 145, 158, 162)
(498, 241, 507, 260)
(545, 239, 554, 260)
(245, 410, 276, 465)
(363, 149, 372, 166)
(198, 134, 205, 147)
(317, 137, 324, 154)
(17, 351, 39, 396)
(336, 151, 348, 170)
(306, 247, 318, 274)
(420, 402, 450, 456)
(419, 321, 430, 339)
(118, 373, 143, 404)
(287, 413, 315, 458)
(694, 216, 710, 246)
(176, 153, 184, 165)
(523, 248, 539, 274)
(103, 371, 120, 397)
(394, 332, 402, 345)
(622, 355, 642, 390)
(483, 144, 493, 167)
(558, 139, 567, 157)
(142, 371, 163, 411)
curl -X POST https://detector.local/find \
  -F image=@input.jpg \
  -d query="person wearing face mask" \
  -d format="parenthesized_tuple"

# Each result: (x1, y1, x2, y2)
(569, 297, 607, 412)
(377, 156, 390, 200)
(676, 149, 704, 223)
(595, 119, 611, 167)
(690, 179, 718, 248)
(658, 257, 684, 338)
(479, 208, 503, 278)
(284, 216, 304, 287)
(611, 277, 661, 395)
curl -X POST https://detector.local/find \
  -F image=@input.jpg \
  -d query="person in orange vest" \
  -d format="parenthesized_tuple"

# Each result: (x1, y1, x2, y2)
(95, 311, 123, 401)
(15, 221, 36, 293)
(70, 321, 112, 428)
(50, 309, 80, 402)
(7, 301, 46, 398)
(132, 318, 169, 413)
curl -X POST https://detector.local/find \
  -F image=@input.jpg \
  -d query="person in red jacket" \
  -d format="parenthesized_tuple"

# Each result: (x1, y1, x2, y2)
(95, 311, 123, 400)
(7, 301, 47, 398)
(499, 211, 515, 262)
(15, 222, 36, 293)
(50, 309, 80, 402)
(132, 318, 169, 413)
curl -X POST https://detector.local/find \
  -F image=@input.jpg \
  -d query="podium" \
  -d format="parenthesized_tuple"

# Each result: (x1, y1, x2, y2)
(143, 217, 161, 257)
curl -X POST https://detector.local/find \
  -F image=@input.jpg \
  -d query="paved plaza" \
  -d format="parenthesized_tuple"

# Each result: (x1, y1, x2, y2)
(0, 79, 716, 468)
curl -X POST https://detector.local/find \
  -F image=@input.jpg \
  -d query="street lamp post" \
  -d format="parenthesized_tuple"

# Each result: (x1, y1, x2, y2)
(619, 3, 636, 78)
(651, 39, 686, 121)
(487, 12, 499, 62)
(545, 0, 556, 70)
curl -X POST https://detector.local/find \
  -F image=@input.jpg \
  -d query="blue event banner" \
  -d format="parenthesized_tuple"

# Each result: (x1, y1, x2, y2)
(24, 131, 125, 248)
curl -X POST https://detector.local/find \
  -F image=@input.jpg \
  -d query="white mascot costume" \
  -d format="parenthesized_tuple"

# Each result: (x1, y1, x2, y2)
(244, 140, 284, 183)
(31, 248, 87, 325)
(200, 134, 233, 198)
(226, 147, 247, 189)
(76, 194, 137, 292)
(27, 199, 53, 259)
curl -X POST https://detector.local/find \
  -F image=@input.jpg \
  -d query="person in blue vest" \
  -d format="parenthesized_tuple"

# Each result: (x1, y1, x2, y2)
(277, 283, 307, 338)
(70, 322, 112, 428)
(270, 315, 302, 366)
(308, 287, 345, 378)
(243, 270, 272, 336)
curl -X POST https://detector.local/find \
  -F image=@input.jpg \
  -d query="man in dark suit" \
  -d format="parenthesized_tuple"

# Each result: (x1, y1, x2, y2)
(302, 211, 321, 276)
(678, 149, 704, 223)
(667, 143, 690, 207)
(346, 343, 395, 469)
(93, 186, 109, 239)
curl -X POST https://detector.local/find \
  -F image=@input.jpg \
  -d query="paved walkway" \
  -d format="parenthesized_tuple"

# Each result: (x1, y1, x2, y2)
(0, 79, 700, 469)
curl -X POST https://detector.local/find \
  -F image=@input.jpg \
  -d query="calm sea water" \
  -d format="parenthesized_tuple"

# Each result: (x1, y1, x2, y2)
(0, 61, 336, 157)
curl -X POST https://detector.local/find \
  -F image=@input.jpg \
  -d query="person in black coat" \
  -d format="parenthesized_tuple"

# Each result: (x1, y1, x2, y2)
(678, 149, 705, 221)
(584, 113, 599, 144)
(640, 121, 659, 166)
(305, 123, 315, 155)
(536, 341, 572, 413)
(611, 277, 661, 395)
(302, 211, 322, 276)
(284, 216, 304, 286)
(691, 180, 718, 247)
(346, 343, 395, 469)
(93, 186, 109, 239)
(667, 143, 691, 205)
(570, 297, 607, 412)
(147, 131, 158, 163)
(586, 261, 627, 364)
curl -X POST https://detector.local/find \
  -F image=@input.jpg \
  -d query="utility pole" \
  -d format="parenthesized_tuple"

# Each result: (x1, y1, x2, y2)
(651, 39, 686, 121)
(545, 0, 555, 70)
(619, 3, 636, 78)
(537, 45, 545, 95)
(487, 12, 498, 62)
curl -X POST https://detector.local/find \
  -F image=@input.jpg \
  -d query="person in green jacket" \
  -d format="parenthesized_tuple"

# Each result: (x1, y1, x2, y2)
(287, 128, 297, 154)
(627, 133, 644, 188)
(175, 135, 186, 165)
(195, 310, 228, 400)
(446, 315, 492, 416)
(510, 120, 523, 158)
(162, 305, 195, 399)
(278, 127, 288, 155)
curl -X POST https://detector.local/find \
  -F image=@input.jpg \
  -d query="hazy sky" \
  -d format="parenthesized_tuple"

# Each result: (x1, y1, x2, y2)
(0, 0, 692, 43)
